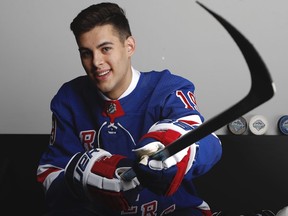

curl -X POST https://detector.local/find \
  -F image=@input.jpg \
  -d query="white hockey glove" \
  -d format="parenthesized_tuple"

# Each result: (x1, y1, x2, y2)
(133, 119, 198, 196)
(65, 148, 140, 211)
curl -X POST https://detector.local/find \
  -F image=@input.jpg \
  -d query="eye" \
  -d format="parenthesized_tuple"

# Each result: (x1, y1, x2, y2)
(102, 46, 112, 53)
(79, 50, 92, 59)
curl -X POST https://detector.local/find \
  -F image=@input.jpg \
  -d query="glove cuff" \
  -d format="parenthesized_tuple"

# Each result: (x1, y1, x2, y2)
(65, 152, 84, 198)
(64, 149, 111, 198)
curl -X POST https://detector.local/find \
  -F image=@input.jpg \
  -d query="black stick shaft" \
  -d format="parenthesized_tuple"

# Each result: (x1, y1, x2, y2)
(121, 1, 275, 181)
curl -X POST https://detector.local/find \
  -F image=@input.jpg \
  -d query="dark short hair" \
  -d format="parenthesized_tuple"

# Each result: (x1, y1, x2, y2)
(70, 2, 132, 42)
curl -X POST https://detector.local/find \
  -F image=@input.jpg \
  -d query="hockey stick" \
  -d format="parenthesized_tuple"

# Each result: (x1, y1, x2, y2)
(121, 1, 275, 181)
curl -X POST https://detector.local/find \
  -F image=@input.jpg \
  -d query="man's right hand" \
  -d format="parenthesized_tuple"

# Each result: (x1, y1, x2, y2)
(65, 148, 140, 211)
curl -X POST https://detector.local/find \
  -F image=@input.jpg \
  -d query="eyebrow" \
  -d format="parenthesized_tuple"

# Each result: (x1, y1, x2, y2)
(96, 41, 114, 49)
(78, 41, 114, 52)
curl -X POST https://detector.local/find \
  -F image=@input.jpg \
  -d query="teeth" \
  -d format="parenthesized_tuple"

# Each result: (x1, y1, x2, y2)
(98, 70, 110, 76)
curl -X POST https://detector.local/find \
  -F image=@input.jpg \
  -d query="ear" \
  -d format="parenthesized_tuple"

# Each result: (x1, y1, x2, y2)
(126, 36, 136, 56)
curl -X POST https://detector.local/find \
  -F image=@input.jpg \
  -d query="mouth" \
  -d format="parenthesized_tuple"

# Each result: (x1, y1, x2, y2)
(96, 69, 111, 77)
(94, 69, 111, 78)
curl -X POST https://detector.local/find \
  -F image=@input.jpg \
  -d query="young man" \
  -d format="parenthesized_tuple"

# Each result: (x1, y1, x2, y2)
(37, 2, 222, 216)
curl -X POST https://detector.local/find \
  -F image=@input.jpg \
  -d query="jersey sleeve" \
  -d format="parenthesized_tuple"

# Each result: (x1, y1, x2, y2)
(138, 70, 222, 180)
(163, 77, 222, 178)
(36, 80, 87, 208)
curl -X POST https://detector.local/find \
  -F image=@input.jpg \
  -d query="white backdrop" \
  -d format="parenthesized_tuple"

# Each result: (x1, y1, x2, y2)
(0, 0, 287, 134)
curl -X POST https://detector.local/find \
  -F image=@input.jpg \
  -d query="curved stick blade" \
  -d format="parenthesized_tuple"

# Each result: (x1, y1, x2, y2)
(153, 1, 276, 161)
(121, 1, 275, 181)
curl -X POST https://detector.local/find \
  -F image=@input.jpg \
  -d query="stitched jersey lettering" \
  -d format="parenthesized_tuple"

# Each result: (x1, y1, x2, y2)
(79, 130, 96, 150)
(176, 90, 198, 111)
(141, 200, 157, 216)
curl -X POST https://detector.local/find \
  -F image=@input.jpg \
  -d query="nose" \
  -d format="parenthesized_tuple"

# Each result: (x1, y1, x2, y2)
(93, 51, 104, 67)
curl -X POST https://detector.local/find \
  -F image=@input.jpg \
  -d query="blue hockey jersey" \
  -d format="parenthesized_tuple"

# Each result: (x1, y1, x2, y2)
(37, 68, 222, 216)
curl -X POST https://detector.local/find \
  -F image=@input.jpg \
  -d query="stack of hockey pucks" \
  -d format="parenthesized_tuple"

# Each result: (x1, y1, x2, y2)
(227, 116, 247, 135)
(278, 115, 288, 135)
(248, 115, 269, 135)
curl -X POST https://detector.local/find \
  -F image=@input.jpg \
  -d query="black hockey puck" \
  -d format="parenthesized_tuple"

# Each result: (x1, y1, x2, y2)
(227, 116, 247, 135)
(278, 115, 288, 135)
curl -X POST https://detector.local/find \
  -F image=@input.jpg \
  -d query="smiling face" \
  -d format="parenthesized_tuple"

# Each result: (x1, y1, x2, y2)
(77, 24, 136, 100)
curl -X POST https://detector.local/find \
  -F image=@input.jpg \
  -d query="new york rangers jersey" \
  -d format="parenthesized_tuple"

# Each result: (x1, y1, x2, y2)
(37, 68, 222, 216)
